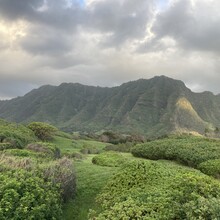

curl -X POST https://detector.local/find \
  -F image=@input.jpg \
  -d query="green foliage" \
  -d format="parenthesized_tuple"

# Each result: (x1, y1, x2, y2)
(0, 120, 77, 219)
(198, 159, 220, 178)
(132, 135, 220, 167)
(28, 122, 57, 141)
(92, 152, 127, 167)
(0, 170, 62, 220)
(90, 160, 220, 219)
(0, 119, 36, 148)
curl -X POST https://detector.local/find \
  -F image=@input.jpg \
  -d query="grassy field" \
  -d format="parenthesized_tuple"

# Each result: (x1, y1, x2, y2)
(52, 136, 107, 154)
(62, 155, 118, 220)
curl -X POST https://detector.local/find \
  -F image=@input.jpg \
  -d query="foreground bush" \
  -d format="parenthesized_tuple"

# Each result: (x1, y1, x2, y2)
(0, 170, 62, 220)
(90, 160, 220, 219)
(92, 152, 127, 167)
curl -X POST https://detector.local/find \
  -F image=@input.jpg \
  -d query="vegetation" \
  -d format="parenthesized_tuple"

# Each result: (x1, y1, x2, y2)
(0, 119, 76, 219)
(62, 155, 118, 220)
(198, 159, 220, 178)
(92, 152, 127, 167)
(0, 170, 62, 220)
(40, 157, 76, 202)
(90, 160, 220, 219)
(0, 119, 36, 148)
(28, 122, 57, 141)
(26, 142, 61, 159)
(132, 135, 220, 168)
(3, 118, 220, 219)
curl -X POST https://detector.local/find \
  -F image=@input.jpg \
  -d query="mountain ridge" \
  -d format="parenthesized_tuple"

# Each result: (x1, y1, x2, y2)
(0, 75, 220, 137)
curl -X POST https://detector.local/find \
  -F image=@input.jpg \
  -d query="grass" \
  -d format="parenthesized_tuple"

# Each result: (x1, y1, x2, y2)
(52, 136, 107, 154)
(62, 155, 118, 220)
(53, 135, 117, 219)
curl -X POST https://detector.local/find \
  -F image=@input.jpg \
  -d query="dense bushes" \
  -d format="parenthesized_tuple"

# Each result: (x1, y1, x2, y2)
(0, 153, 76, 202)
(0, 119, 36, 148)
(132, 135, 220, 168)
(92, 152, 127, 167)
(28, 122, 57, 141)
(90, 160, 220, 219)
(0, 119, 78, 219)
(198, 159, 220, 178)
(0, 152, 76, 219)
(0, 170, 62, 220)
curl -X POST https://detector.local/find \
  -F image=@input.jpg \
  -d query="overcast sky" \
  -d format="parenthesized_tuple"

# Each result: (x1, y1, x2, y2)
(0, 0, 220, 99)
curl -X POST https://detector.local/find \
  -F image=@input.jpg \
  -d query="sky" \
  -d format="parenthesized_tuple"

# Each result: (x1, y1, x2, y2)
(0, 0, 220, 99)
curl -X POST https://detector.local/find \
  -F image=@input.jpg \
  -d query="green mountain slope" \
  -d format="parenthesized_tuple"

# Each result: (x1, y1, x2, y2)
(0, 76, 220, 136)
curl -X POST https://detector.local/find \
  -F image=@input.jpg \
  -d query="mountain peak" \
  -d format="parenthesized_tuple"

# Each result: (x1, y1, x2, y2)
(0, 76, 219, 137)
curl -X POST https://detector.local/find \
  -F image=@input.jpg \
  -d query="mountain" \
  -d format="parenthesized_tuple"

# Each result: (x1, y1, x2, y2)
(1, 76, 220, 137)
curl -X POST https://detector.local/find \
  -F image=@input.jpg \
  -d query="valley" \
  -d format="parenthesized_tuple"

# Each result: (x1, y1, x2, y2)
(1, 119, 220, 219)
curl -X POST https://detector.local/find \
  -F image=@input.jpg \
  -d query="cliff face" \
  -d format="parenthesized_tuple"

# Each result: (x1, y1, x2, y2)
(0, 76, 220, 136)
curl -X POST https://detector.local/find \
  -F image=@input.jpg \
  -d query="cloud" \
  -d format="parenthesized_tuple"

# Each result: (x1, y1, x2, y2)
(146, 0, 220, 54)
(19, 25, 74, 56)
(85, 0, 153, 46)
(0, 0, 220, 99)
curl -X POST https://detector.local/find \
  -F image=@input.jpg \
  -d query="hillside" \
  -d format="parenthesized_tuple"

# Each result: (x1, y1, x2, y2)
(0, 76, 220, 136)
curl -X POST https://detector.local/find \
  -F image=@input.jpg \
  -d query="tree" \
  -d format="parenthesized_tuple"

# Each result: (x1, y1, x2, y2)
(27, 122, 57, 141)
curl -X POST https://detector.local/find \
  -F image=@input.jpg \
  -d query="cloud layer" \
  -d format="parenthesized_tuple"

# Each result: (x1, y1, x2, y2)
(0, 0, 220, 99)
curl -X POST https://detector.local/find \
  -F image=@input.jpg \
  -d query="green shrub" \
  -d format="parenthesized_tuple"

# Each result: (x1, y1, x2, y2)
(0, 170, 62, 220)
(27, 122, 57, 141)
(198, 159, 220, 178)
(0, 119, 36, 148)
(169, 173, 220, 219)
(132, 135, 220, 168)
(90, 160, 220, 219)
(92, 152, 127, 167)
